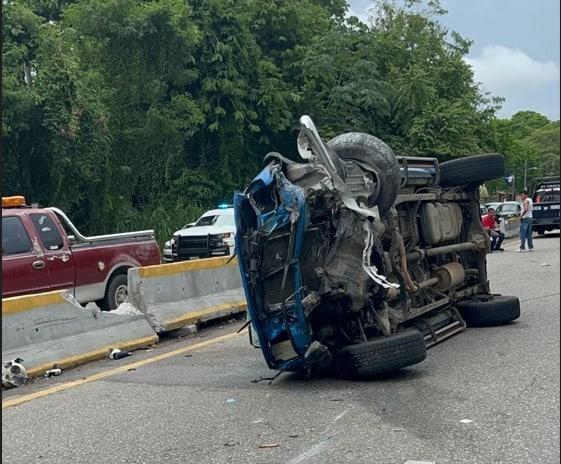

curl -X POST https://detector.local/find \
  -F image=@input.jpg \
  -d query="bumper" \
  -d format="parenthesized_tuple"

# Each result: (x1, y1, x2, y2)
(532, 216, 560, 227)
(172, 247, 230, 260)
(173, 236, 234, 260)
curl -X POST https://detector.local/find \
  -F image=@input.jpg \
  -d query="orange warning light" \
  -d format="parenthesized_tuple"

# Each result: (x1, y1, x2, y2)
(2, 196, 27, 208)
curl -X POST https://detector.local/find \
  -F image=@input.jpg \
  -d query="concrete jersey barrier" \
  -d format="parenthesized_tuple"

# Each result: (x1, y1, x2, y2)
(500, 216, 521, 238)
(128, 256, 247, 333)
(2, 291, 158, 378)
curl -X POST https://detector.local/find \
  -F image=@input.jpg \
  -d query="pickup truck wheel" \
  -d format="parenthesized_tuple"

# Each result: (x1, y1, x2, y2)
(456, 295, 520, 327)
(439, 154, 505, 187)
(99, 274, 128, 311)
(535, 226, 546, 236)
(327, 132, 400, 215)
(335, 328, 427, 378)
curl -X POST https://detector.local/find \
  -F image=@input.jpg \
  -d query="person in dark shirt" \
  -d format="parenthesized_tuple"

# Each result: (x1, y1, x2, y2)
(481, 208, 504, 252)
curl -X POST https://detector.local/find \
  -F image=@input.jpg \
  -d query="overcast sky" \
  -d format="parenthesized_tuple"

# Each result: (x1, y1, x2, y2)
(348, 0, 560, 120)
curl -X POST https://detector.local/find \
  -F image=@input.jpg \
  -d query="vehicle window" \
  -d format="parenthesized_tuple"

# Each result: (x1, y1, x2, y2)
(195, 212, 234, 227)
(2, 216, 32, 255)
(30, 213, 64, 251)
(540, 193, 560, 203)
(216, 214, 235, 226)
(498, 204, 518, 213)
(195, 215, 218, 227)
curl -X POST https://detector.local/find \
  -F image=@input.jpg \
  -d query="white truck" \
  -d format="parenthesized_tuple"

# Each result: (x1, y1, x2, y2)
(163, 205, 236, 262)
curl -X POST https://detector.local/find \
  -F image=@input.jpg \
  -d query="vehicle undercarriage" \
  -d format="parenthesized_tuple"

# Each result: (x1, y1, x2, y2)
(234, 116, 520, 377)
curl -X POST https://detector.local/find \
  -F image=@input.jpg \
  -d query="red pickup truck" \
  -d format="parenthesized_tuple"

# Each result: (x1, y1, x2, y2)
(2, 196, 161, 310)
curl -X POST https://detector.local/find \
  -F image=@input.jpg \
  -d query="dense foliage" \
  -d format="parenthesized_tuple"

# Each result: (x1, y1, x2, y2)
(3, 0, 559, 244)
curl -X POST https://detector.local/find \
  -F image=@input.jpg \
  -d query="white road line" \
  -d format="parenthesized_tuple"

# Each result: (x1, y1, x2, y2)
(287, 406, 352, 464)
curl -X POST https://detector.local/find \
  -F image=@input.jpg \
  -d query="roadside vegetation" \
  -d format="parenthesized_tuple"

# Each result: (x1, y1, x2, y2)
(3, 0, 559, 244)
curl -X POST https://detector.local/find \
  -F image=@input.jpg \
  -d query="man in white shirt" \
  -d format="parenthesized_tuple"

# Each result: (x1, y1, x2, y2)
(516, 190, 534, 252)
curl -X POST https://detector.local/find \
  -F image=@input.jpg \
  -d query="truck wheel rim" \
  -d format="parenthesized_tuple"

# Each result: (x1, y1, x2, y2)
(115, 285, 128, 306)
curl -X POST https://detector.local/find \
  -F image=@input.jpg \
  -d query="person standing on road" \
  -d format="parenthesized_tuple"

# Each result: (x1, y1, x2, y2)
(481, 208, 505, 252)
(516, 190, 534, 252)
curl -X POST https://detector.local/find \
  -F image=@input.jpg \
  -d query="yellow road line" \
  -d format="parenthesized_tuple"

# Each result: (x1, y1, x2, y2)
(2, 291, 65, 315)
(138, 256, 237, 278)
(2, 331, 242, 409)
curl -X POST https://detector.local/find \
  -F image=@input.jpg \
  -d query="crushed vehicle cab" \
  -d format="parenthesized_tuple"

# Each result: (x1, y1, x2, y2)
(234, 116, 520, 378)
(531, 176, 560, 235)
(170, 206, 235, 261)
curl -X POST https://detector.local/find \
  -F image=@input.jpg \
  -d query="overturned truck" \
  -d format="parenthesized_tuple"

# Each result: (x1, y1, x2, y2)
(234, 116, 520, 378)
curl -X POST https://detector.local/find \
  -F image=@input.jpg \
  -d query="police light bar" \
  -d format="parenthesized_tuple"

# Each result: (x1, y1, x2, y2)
(218, 203, 233, 209)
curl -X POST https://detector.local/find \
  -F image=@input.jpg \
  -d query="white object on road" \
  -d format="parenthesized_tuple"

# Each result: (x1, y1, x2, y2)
(459, 419, 473, 424)
(2, 358, 28, 388)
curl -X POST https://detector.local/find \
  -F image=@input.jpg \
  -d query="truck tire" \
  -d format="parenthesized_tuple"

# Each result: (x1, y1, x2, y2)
(535, 226, 546, 236)
(335, 328, 427, 378)
(327, 132, 400, 215)
(456, 295, 520, 327)
(99, 273, 128, 311)
(439, 154, 505, 187)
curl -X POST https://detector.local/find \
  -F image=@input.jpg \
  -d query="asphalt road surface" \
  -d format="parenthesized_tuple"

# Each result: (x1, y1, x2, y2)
(3, 234, 560, 464)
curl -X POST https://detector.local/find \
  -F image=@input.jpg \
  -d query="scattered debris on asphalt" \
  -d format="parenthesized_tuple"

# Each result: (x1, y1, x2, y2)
(459, 419, 473, 424)
(2, 358, 28, 388)
(109, 348, 132, 360)
(541, 263, 551, 267)
(45, 368, 62, 377)
(225, 398, 237, 404)
(258, 443, 279, 449)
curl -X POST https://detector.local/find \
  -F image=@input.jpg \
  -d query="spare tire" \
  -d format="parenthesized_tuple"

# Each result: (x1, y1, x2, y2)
(335, 328, 427, 378)
(439, 153, 505, 187)
(327, 132, 400, 215)
(456, 295, 520, 327)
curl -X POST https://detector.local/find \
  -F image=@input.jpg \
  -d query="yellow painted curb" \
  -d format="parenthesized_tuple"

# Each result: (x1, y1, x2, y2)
(138, 256, 238, 278)
(2, 291, 66, 316)
(25, 335, 158, 378)
(163, 301, 247, 331)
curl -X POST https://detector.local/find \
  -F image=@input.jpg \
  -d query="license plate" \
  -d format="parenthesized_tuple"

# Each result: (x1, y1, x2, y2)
(551, 204, 560, 210)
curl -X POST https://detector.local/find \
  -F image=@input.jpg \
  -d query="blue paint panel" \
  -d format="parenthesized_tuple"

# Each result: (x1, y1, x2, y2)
(233, 166, 313, 372)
